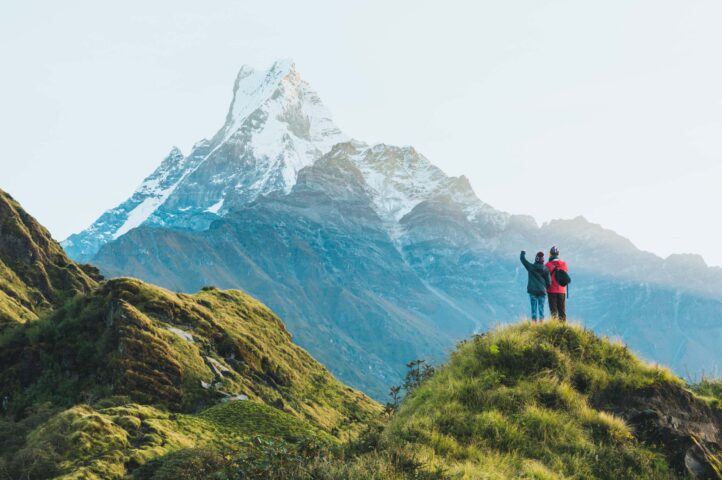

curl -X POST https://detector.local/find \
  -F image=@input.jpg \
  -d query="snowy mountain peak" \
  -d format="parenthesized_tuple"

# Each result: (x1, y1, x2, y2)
(63, 60, 346, 261)
(222, 59, 297, 136)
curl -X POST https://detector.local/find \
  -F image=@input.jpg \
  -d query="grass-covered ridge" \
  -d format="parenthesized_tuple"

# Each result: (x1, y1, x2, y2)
(0, 189, 99, 326)
(0, 278, 381, 434)
(383, 321, 722, 479)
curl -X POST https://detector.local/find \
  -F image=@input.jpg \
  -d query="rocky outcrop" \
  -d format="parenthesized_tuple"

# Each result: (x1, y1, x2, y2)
(601, 383, 722, 478)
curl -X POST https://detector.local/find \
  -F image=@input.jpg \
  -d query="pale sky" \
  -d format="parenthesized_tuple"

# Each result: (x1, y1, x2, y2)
(2, 1, 721, 266)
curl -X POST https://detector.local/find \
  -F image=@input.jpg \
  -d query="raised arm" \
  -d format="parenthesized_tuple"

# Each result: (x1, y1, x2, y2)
(519, 251, 532, 271)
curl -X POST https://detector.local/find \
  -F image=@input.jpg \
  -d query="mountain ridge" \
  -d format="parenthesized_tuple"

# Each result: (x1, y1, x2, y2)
(0, 190, 99, 326)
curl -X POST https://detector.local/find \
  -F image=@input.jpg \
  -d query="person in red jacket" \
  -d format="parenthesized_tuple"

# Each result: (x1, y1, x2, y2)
(545, 245, 568, 321)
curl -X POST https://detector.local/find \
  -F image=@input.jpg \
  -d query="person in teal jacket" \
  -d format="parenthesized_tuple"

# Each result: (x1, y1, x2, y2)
(520, 250, 552, 323)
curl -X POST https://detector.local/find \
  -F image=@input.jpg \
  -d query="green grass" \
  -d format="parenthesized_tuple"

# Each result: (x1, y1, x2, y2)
(0, 399, 336, 479)
(0, 278, 381, 434)
(691, 378, 722, 408)
(199, 400, 334, 443)
(0, 189, 98, 328)
(6, 316, 721, 479)
(383, 321, 681, 479)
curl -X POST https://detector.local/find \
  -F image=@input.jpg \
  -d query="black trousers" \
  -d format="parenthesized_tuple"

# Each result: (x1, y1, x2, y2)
(548, 293, 566, 321)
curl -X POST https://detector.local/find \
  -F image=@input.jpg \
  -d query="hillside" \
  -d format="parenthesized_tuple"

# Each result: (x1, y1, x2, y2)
(383, 321, 722, 479)
(0, 190, 381, 479)
(0, 278, 380, 427)
(0, 190, 99, 326)
(4, 187, 722, 479)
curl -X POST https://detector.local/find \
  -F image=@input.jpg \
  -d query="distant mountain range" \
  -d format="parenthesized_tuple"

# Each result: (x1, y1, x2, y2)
(63, 60, 722, 399)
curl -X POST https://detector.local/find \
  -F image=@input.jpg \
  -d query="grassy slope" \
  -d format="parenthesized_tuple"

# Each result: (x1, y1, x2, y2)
(0, 278, 380, 431)
(1, 400, 333, 480)
(0, 189, 381, 478)
(384, 321, 691, 479)
(0, 189, 98, 326)
(0, 278, 382, 478)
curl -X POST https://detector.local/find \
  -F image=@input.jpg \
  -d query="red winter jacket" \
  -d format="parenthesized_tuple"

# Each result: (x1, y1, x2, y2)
(545, 258, 568, 294)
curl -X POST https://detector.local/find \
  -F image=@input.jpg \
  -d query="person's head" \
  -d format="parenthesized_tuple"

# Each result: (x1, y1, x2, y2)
(550, 245, 560, 257)
(535, 251, 545, 263)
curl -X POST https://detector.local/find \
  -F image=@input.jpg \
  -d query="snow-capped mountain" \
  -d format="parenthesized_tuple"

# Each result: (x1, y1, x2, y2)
(63, 59, 346, 261)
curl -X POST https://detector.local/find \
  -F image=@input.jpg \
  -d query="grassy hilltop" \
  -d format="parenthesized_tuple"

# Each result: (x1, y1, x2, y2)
(381, 321, 722, 479)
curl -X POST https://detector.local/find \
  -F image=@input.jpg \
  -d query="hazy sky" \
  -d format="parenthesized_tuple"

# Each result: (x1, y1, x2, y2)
(2, 1, 721, 265)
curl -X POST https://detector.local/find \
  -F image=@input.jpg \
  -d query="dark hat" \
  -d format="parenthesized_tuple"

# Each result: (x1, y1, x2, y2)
(535, 251, 545, 262)
(550, 245, 560, 256)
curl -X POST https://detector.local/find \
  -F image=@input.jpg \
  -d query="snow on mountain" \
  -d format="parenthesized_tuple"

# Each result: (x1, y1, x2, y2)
(334, 141, 509, 235)
(62, 147, 202, 261)
(63, 60, 346, 261)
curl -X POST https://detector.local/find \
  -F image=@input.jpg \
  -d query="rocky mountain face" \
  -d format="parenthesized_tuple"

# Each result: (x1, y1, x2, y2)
(92, 145, 483, 397)
(91, 139, 722, 399)
(67, 61, 722, 400)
